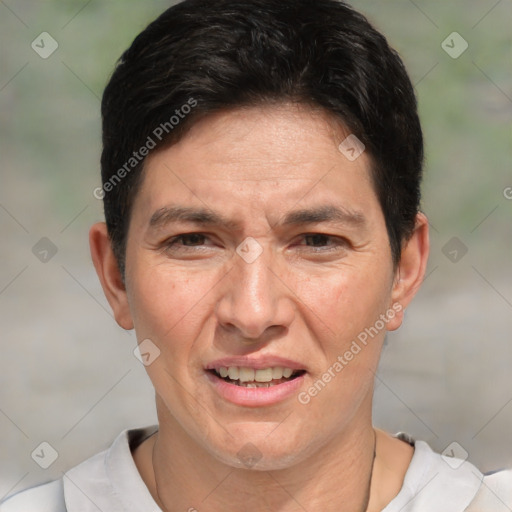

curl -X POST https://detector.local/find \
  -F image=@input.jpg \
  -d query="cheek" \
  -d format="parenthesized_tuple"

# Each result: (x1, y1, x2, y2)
(293, 264, 393, 342)
(127, 261, 214, 343)
(127, 266, 216, 400)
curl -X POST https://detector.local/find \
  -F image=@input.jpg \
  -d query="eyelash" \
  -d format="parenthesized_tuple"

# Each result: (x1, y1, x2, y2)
(166, 233, 210, 248)
(162, 232, 348, 252)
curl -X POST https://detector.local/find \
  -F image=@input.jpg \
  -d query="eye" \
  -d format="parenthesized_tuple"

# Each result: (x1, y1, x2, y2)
(168, 233, 208, 247)
(303, 234, 332, 247)
(298, 233, 348, 250)
(161, 233, 214, 253)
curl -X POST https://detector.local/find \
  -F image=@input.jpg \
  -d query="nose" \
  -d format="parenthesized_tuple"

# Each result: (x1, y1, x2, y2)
(215, 243, 295, 342)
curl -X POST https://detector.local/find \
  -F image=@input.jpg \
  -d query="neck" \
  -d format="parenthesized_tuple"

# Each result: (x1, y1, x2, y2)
(137, 396, 387, 512)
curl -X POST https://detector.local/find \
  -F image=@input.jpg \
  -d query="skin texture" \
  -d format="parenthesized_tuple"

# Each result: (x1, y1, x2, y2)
(90, 103, 429, 511)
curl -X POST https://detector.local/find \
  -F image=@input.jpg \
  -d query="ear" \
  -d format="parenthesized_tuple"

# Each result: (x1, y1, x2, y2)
(89, 222, 134, 330)
(387, 212, 430, 331)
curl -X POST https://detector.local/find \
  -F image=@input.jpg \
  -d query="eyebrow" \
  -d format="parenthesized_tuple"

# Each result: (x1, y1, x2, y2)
(148, 204, 366, 231)
(281, 205, 366, 227)
(149, 206, 240, 231)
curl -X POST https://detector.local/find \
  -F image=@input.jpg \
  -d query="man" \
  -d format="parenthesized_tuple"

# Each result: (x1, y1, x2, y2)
(2, 0, 510, 510)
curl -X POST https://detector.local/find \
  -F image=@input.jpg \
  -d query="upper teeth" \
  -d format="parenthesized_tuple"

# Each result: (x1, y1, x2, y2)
(217, 366, 295, 382)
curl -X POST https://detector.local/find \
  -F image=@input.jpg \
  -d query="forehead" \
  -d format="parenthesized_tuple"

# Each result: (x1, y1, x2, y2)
(157, 104, 366, 172)
(133, 104, 378, 222)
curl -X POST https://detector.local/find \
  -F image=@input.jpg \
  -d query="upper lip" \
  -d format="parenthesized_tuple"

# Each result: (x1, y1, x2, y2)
(205, 356, 307, 371)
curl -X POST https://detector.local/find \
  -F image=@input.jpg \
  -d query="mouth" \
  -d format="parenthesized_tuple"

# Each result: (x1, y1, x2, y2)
(204, 358, 308, 406)
(207, 366, 307, 388)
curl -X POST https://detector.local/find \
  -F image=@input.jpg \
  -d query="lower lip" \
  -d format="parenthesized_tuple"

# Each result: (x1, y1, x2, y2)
(205, 371, 305, 407)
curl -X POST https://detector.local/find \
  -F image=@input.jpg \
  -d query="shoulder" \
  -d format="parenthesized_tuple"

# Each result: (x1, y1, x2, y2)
(465, 469, 512, 511)
(385, 433, 511, 511)
(0, 479, 65, 512)
(1, 426, 159, 512)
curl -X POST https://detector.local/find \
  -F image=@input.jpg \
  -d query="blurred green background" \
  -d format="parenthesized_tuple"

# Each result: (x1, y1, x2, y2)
(1, 0, 511, 498)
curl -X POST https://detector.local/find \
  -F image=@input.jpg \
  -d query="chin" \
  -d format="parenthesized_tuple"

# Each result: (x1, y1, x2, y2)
(214, 447, 304, 472)
(205, 425, 316, 471)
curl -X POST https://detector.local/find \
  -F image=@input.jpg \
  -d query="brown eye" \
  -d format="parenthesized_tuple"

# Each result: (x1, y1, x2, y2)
(304, 234, 331, 247)
(159, 232, 222, 260)
(163, 233, 211, 251)
(291, 234, 350, 258)
(175, 233, 207, 246)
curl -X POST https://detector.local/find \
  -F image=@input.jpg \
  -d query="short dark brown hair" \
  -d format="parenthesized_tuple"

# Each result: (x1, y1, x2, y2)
(100, 0, 423, 277)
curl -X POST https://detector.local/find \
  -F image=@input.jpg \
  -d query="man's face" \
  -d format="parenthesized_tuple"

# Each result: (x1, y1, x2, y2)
(124, 104, 401, 468)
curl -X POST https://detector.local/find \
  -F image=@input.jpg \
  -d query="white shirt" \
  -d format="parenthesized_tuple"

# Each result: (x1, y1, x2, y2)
(1, 426, 511, 511)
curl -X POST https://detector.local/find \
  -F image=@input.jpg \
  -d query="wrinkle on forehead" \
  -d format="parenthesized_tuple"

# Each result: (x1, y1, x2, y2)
(144, 102, 365, 183)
